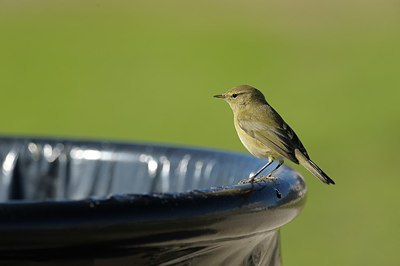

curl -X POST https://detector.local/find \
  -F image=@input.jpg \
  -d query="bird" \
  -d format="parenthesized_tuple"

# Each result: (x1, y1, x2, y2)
(214, 85, 335, 185)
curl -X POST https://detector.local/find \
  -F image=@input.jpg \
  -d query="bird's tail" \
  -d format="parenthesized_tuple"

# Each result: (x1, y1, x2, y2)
(295, 149, 335, 185)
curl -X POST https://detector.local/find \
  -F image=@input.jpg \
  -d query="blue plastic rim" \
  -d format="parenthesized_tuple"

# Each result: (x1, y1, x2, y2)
(0, 136, 306, 265)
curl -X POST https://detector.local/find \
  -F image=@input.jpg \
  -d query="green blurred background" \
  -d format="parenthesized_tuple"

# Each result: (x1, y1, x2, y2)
(0, 0, 399, 265)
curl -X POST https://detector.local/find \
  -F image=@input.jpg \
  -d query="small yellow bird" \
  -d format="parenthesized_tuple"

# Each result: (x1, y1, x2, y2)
(214, 85, 335, 185)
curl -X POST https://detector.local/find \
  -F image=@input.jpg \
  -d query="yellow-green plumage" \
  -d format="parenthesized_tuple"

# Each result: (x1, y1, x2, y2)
(214, 85, 335, 185)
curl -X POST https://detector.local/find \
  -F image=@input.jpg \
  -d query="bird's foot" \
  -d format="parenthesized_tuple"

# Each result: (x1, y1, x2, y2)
(258, 174, 277, 182)
(238, 177, 255, 184)
(238, 175, 276, 184)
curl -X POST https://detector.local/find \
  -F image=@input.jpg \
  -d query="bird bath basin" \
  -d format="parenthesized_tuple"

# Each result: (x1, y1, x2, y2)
(0, 136, 306, 265)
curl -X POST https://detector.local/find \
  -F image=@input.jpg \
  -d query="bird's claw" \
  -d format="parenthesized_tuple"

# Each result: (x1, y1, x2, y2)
(238, 178, 255, 184)
(238, 175, 276, 184)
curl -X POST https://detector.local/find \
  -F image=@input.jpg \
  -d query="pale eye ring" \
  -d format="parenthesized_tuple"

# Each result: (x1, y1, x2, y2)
(232, 94, 238, 98)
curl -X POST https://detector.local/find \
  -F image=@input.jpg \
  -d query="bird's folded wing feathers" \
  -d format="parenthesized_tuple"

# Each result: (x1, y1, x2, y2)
(238, 118, 302, 163)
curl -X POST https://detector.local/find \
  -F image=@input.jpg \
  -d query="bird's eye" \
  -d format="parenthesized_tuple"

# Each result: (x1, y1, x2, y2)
(232, 94, 238, 98)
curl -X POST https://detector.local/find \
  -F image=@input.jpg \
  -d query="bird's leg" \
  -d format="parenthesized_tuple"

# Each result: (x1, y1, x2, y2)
(249, 159, 274, 181)
(267, 159, 284, 177)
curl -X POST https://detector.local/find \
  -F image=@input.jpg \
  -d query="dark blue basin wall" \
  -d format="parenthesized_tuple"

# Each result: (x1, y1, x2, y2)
(0, 137, 306, 265)
(0, 138, 267, 201)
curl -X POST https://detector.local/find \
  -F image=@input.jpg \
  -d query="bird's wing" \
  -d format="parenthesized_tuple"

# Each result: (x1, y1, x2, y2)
(238, 107, 309, 164)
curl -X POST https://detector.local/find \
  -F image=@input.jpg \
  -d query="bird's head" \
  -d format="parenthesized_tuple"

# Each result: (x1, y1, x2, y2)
(214, 85, 267, 112)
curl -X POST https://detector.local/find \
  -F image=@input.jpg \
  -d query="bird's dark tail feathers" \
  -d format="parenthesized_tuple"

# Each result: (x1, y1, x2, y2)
(295, 149, 335, 185)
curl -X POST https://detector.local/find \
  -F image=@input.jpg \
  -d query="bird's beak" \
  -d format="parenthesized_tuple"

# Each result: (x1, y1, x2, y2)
(213, 93, 225, 99)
